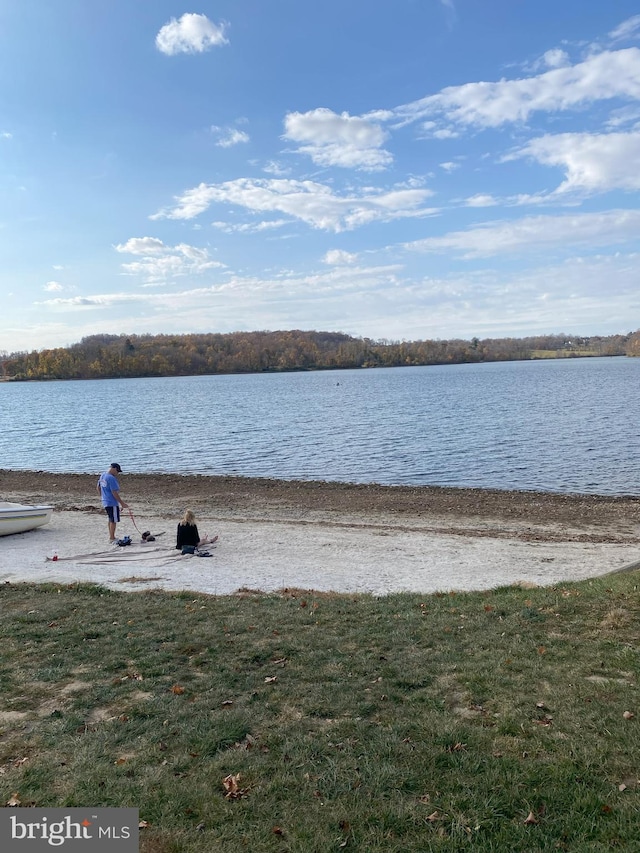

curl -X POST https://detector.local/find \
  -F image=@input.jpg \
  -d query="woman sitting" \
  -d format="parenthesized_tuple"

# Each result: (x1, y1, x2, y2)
(176, 509, 218, 551)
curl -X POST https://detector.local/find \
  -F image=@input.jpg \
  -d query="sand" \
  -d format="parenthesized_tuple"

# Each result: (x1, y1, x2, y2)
(1, 471, 639, 596)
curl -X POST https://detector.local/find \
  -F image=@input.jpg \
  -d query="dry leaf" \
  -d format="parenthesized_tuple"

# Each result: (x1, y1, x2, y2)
(139, 820, 150, 828)
(619, 783, 628, 792)
(223, 773, 240, 796)
(272, 826, 284, 836)
(171, 685, 185, 695)
(264, 676, 278, 684)
(115, 757, 128, 765)
(427, 810, 441, 822)
(623, 711, 635, 720)
(524, 811, 538, 825)
(6, 792, 21, 807)
(222, 773, 248, 799)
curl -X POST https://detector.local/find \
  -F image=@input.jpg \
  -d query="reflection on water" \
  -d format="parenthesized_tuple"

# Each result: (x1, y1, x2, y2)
(1, 357, 638, 496)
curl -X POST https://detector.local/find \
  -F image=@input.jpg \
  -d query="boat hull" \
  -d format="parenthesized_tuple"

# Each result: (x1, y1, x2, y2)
(0, 502, 54, 536)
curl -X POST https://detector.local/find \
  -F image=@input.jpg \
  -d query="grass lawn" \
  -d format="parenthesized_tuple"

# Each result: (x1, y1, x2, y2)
(1, 575, 639, 852)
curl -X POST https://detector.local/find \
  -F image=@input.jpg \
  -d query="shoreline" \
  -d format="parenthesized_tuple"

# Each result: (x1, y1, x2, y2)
(2, 470, 639, 596)
(2, 469, 639, 534)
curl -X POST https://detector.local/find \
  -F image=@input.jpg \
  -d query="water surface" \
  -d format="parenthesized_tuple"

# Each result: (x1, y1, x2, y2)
(1, 357, 638, 496)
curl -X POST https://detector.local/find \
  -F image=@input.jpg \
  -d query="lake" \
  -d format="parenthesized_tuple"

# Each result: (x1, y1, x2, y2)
(1, 357, 638, 496)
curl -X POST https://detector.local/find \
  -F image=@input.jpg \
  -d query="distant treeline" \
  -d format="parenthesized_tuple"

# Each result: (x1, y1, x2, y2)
(2, 329, 640, 381)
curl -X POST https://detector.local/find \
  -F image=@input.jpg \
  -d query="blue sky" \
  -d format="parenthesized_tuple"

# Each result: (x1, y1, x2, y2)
(2, 1, 640, 353)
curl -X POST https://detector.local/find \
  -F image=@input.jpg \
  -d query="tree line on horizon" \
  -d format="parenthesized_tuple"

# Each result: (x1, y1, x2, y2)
(1, 328, 639, 381)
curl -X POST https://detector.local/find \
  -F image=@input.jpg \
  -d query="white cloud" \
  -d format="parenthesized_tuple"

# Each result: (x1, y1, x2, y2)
(528, 48, 571, 72)
(323, 249, 358, 265)
(43, 281, 63, 292)
(262, 160, 290, 176)
(510, 131, 640, 194)
(393, 48, 640, 129)
(156, 13, 228, 56)
(609, 16, 640, 43)
(212, 127, 250, 148)
(115, 236, 166, 256)
(283, 108, 393, 171)
(606, 105, 640, 127)
(464, 194, 498, 207)
(432, 127, 459, 139)
(115, 237, 224, 282)
(1, 131, 12, 139)
(152, 178, 436, 232)
(211, 219, 289, 233)
(404, 209, 640, 258)
(541, 48, 570, 69)
(439, 161, 460, 172)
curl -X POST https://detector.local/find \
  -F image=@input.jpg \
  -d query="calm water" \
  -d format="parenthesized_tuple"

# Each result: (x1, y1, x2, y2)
(1, 357, 639, 496)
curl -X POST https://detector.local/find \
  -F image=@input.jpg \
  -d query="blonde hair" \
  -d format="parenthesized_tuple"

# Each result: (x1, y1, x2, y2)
(181, 509, 196, 526)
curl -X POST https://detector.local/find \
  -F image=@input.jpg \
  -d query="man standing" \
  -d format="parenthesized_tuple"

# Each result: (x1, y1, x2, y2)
(97, 463, 128, 543)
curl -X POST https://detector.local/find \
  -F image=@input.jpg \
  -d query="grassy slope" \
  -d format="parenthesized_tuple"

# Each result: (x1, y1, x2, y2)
(1, 576, 639, 852)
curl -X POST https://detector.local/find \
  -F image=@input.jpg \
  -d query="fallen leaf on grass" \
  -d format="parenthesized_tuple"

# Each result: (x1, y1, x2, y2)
(427, 810, 444, 823)
(222, 773, 249, 799)
(619, 783, 628, 792)
(524, 811, 538, 825)
(139, 820, 150, 829)
(623, 711, 635, 720)
(171, 685, 185, 695)
(264, 676, 278, 684)
(234, 733, 257, 750)
(6, 792, 21, 806)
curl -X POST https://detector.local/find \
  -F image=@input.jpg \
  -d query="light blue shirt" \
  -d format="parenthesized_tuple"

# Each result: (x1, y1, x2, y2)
(98, 471, 120, 507)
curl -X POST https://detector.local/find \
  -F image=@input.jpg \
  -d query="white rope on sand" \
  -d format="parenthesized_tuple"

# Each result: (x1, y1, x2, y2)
(44, 542, 217, 566)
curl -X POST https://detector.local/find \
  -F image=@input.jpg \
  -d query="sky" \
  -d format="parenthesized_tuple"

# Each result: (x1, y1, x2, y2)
(2, 1, 640, 353)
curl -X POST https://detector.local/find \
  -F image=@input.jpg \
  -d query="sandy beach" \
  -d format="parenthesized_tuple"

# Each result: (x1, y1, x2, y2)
(1, 470, 639, 595)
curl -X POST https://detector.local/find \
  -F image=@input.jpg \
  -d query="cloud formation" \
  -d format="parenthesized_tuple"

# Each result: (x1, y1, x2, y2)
(151, 178, 436, 232)
(213, 127, 250, 148)
(115, 238, 224, 282)
(156, 13, 228, 56)
(393, 48, 640, 129)
(283, 108, 393, 171)
(405, 209, 640, 258)
(509, 131, 640, 195)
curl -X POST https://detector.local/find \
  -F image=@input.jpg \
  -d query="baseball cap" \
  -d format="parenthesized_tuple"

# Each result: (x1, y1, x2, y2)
(111, 462, 122, 472)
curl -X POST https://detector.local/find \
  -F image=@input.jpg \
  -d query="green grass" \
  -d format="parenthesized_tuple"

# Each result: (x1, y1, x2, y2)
(1, 576, 639, 852)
